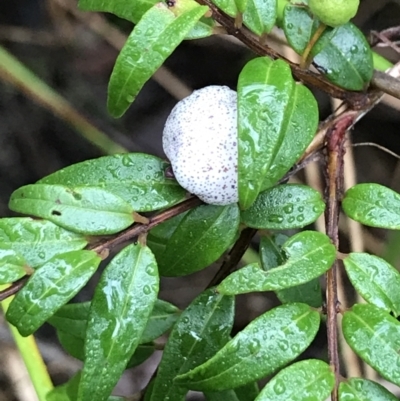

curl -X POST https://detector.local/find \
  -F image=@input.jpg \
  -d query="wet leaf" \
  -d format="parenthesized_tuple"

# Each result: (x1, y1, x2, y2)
(78, 244, 159, 401)
(241, 184, 325, 229)
(211, 0, 237, 17)
(218, 231, 335, 295)
(283, 3, 319, 54)
(311, 23, 373, 90)
(47, 371, 126, 401)
(0, 246, 27, 284)
(57, 329, 155, 369)
(175, 303, 320, 391)
(237, 57, 318, 209)
(0, 218, 87, 267)
(156, 204, 240, 276)
(78, 0, 158, 24)
(339, 378, 398, 401)
(260, 235, 322, 307)
(48, 299, 180, 345)
(344, 253, 400, 317)
(149, 289, 235, 401)
(108, 3, 208, 117)
(6, 250, 101, 336)
(342, 184, 400, 229)
(39, 153, 186, 212)
(9, 184, 134, 235)
(282, 5, 373, 90)
(255, 359, 334, 401)
(342, 303, 400, 386)
(243, 0, 276, 36)
(205, 382, 259, 401)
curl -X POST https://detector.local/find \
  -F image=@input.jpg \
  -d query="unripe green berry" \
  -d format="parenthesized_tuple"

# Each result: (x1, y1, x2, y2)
(308, 0, 359, 27)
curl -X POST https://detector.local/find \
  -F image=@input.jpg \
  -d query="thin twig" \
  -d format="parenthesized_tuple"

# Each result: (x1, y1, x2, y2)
(0, 277, 29, 302)
(323, 115, 355, 401)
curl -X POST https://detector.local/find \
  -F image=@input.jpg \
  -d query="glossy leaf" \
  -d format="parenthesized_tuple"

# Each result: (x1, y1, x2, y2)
(342, 184, 400, 229)
(211, 0, 237, 17)
(282, 5, 373, 90)
(156, 204, 240, 276)
(6, 250, 101, 336)
(0, 217, 87, 267)
(149, 289, 235, 401)
(260, 235, 322, 307)
(175, 303, 320, 391)
(255, 359, 334, 401)
(243, 0, 276, 36)
(344, 253, 400, 317)
(205, 382, 259, 401)
(339, 378, 398, 401)
(78, 244, 159, 401)
(48, 299, 180, 345)
(283, 3, 319, 54)
(147, 213, 187, 258)
(237, 57, 318, 209)
(108, 3, 208, 117)
(47, 371, 125, 401)
(343, 303, 400, 386)
(9, 184, 134, 235)
(78, 0, 158, 24)
(0, 246, 27, 284)
(186, 16, 215, 39)
(57, 330, 155, 369)
(39, 153, 186, 212)
(311, 23, 373, 90)
(241, 184, 325, 229)
(218, 231, 335, 295)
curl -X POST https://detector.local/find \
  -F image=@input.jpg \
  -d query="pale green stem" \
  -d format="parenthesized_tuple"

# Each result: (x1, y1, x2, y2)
(1, 287, 53, 401)
(0, 45, 127, 155)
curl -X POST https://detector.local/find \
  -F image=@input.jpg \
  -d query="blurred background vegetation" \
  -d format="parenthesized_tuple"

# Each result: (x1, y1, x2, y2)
(1, 0, 400, 400)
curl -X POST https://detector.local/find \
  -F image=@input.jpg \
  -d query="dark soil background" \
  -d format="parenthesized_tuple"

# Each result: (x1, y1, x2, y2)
(1, 0, 400, 400)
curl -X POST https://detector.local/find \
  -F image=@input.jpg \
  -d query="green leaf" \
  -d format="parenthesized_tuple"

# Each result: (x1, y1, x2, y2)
(147, 212, 187, 258)
(6, 250, 101, 336)
(234, 0, 247, 13)
(339, 378, 398, 401)
(9, 184, 135, 235)
(260, 234, 323, 307)
(342, 184, 400, 229)
(342, 303, 400, 386)
(254, 359, 334, 401)
(156, 204, 240, 276)
(46, 372, 125, 401)
(218, 231, 335, 295)
(344, 253, 400, 317)
(78, 244, 159, 401)
(205, 382, 259, 401)
(107, 3, 208, 117)
(237, 57, 318, 209)
(243, 0, 276, 36)
(78, 0, 158, 24)
(0, 218, 87, 267)
(186, 16, 215, 39)
(175, 303, 320, 391)
(0, 246, 27, 284)
(149, 289, 235, 401)
(57, 330, 155, 369)
(241, 184, 325, 229)
(211, 0, 237, 17)
(48, 299, 180, 345)
(283, 3, 319, 54)
(311, 23, 373, 90)
(39, 153, 186, 212)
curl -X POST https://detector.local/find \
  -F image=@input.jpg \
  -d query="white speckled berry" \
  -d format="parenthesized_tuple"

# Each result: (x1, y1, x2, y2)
(163, 85, 238, 205)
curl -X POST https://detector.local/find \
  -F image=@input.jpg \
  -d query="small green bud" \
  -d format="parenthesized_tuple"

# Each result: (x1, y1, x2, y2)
(308, 0, 359, 27)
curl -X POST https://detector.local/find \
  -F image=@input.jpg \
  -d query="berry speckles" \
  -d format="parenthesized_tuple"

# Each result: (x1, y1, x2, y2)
(163, 86, 238, 205)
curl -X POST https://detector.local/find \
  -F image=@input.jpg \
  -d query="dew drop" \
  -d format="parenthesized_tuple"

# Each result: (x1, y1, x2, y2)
(143, 285, 152, 295)
(283, 204, 294, 214)
(273, 380, 286, 395)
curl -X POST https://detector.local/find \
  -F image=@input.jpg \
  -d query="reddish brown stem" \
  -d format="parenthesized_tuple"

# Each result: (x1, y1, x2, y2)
(323, 115, 354, 401)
